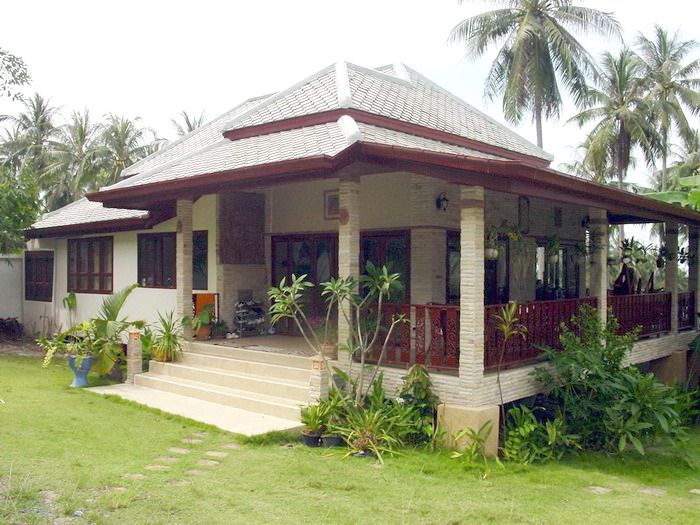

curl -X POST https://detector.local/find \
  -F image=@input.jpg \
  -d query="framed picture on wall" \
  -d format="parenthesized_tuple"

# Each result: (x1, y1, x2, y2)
(324, 190, 340, 220)
(518, 196, 530, 234)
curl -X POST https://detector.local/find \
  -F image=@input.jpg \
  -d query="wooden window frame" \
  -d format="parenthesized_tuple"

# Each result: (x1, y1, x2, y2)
(25, 250, 54, 302)
(67, 237, 113, 294)
(360, 229, 411, 303)
(137, 231, 208, 290)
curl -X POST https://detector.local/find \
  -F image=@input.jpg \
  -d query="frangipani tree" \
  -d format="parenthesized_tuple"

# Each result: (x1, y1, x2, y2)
(268, 262, 406, 404)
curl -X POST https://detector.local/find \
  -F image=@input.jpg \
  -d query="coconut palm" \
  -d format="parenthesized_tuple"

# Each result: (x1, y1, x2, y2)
(449, 0, 621, 148)
(570, 49, 659, 191)
(6, 93, 59, 173)
(171, 110, 205, 137)
(636, 26, 700, 192)
(101, 115, 157, 185)
(42, 111, 106, 210)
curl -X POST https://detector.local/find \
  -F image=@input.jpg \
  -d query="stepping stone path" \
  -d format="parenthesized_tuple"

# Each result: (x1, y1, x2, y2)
(167, 479, 190, 487)
(690, 489, 700, 495)
(587, 486, 612, 495)
(191, 432, 208, 438)
(144, 464, 170, 472)
(123, 473, 147, 481)
(205, 451, 229, 458)
(222, 443, 241, 450)
(154, 456, 180, 463)
(186, 469, 208, 476)
(197, 459, 220, 467)
(638, 487, 666, 496)
(181, 438, 203, 444)
(168, 447, 191, 455)
(106, 487, 127, 494)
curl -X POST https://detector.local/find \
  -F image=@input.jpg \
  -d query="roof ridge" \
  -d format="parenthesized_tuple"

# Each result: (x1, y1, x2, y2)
(401, 64, 554, 162)
(221, 63, 337, 132)
(335, 62, 352, 108)
(345, 61, 413, 88)
(121, 94, 274, 177)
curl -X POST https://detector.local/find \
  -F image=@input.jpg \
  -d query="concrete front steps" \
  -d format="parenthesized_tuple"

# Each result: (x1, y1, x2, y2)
(133, 342, 312, 421)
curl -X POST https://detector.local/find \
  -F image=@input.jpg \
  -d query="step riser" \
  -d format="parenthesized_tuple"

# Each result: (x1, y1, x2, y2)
(134, 374, 301, 420)
(148, 361, 309, 403)
(187, 342, 311, 368)
(179, 353, 310, 383)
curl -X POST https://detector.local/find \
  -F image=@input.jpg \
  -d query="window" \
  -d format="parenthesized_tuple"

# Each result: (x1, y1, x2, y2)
(25, 251, 54, 301)
(137, 231, 208, 290)
(536, 243, 579, 300)
(68, 237, 113, 293)
(361, 231, 410, 303)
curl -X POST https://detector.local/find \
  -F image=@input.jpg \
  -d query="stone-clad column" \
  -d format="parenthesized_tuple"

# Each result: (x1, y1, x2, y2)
(126, 329, 142, 382)
(457, 185, 486, 405)
(176, 198, 194, 335)
(689, 226, 700, 329)
(666, 221, 679, 334)
(588, 208, 608, 326)
(337, 177, 360, 366)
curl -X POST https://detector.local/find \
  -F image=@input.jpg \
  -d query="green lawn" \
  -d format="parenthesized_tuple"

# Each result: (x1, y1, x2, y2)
(1, 354, 699, 525)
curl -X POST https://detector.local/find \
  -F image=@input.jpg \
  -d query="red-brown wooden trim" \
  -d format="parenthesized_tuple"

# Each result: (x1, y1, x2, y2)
(67, 236, 113, 294)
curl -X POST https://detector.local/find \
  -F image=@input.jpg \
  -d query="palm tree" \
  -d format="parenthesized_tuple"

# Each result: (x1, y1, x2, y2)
(449, 0, 621, 148)
(171, 110, 205, 137)
(570, 49, 659, 191)
(42, 111, 105, 210)
(7, 93, 59, 173)
(101, 115, 157, 186)
(636, 26, 700, 192)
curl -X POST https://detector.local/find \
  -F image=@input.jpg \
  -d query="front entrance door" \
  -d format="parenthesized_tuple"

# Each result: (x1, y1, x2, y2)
(271, 234, 338, 333)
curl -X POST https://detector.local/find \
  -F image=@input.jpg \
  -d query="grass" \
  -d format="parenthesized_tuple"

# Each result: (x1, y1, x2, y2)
(1, 354, 699, 525)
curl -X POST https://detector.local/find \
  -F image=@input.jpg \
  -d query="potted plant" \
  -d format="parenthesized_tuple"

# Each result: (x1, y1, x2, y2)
(319, 320, 338, 360)
(484, 225, 500, 260)
(300, 403, 328, 447)
(191, 303, 214, 339)
(210, 319, 229, 339)
(40, 323, 96, 388)
(546, 234, 561, 264)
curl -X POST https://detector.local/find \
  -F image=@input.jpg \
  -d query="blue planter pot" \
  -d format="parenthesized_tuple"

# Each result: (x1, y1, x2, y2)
(68, 355, 93, 388)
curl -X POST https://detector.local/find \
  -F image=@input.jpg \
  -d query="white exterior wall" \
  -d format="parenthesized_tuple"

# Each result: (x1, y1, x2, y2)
(23, 195, 218, 334)
(0, 255, 24, 321)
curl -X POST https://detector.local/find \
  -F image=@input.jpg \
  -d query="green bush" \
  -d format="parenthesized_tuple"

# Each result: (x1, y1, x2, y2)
(397, 364, 440, 444)
(532, 305, 688, 456)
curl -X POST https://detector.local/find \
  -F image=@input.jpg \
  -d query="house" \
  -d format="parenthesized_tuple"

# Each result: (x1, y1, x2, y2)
(24, 62, 700, 443)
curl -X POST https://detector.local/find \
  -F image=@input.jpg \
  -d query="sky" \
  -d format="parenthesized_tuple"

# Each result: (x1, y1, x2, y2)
(1, 0, 699, 187)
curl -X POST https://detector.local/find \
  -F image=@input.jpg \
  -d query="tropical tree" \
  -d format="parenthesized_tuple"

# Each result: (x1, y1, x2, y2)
(0, 47, 30, 101)
(449, 0, 621, 148)
(6, 93, 59, 174)
(42, 110, 106, 210)
(636, 26, 700, 192)
(0, 163, 41, 254)
(101, 115, 158, 186)
(570, 49, 659, 191)
(171, 110, 205, 137)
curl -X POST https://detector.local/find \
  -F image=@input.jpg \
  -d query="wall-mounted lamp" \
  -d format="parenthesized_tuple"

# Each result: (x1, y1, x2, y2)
(435, 192, 449, 212)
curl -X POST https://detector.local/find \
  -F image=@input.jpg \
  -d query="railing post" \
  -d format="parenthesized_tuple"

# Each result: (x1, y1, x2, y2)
(588, 208, 608, 327)
(666, 221, 679, 334)
(689, 226, 700, 329)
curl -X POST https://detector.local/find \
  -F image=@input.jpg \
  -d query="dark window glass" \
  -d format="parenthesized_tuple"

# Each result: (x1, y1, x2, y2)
(193, 231, 208, 290)
(67, 237, 113, 294)
(138, 231, 208, 289)
(25, 251, 54, 301)
(360, 231, 410, 303)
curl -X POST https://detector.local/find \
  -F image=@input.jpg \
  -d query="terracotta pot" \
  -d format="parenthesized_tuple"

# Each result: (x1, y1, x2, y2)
(320, 343, 338, 360)
(547, 254, 559, 264)
(196, 326, 212, 340)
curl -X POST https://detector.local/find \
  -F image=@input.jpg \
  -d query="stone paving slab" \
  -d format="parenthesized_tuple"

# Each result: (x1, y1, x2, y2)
(88, 383, 300, 435)
(168, 447, 191, 455)
(197, 459, 220, 467)
(205, 451, 229, 458)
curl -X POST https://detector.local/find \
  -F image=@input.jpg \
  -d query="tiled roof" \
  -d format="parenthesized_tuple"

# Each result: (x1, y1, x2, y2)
(31, 61, 544, 233)
(31, 198, 148, 230)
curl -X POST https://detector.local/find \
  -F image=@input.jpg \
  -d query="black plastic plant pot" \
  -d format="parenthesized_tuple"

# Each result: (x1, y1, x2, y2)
(320, 434, 344, 448)
(301, 432, 321, 447)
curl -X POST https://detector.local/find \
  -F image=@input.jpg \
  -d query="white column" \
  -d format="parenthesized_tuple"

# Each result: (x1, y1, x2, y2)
(176, 198, 194, 333)
(666, 221, 679, 334)
(337, 176, 360, 364)
(689, 226, 700, 329)
(588, 208, 608, 325)
(458, 185, 487, 405)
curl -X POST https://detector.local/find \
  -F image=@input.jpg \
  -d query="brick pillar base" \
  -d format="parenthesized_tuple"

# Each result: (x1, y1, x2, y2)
(437, 403, 500, 457)
(309, 356, 329, 404)
(649, 350, 687, 386)
(126, 329, 142, 382)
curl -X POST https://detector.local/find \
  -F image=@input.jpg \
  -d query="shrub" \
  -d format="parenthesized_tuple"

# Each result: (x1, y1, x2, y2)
(450, 421, 494, 477)
(534, 305, 688, 456)
(397, 364, 440, 444)
(151, 312, 185, 362)
(0, 317, 23, 339)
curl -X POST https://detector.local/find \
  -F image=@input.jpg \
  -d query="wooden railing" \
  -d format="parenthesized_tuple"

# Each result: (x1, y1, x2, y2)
(678, 291, 696, 330)
(365, 304, 460, 371)
(608, 292, 671, 337)
(484, 297, 598, 370)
